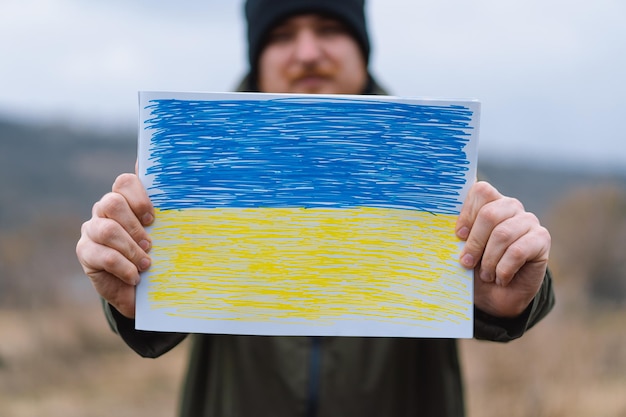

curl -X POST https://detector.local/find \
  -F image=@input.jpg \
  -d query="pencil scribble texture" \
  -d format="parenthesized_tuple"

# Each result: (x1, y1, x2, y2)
(138, 95, 478, 337)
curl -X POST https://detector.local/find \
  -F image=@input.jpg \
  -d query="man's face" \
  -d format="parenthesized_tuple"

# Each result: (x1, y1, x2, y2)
(257, 14, 368, 95)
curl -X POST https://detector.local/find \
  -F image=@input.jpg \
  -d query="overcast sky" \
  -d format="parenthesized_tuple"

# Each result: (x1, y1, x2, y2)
(1, 0, 624, 171)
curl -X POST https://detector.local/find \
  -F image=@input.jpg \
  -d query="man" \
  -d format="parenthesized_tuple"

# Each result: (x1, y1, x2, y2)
(76, 1, 554, 416)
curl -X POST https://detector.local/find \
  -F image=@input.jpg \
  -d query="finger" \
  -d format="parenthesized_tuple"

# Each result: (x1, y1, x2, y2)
(80, 218, 151, 284)
(77, 232, 146, 286)
(491, 224, 551, 287)
(459, 196, 524, 270)
(112, 173, 154, 227)
(455, 181, 502, 240)
(93, 191, 151, 251)
(476, 213, 533, 283)
(473, 274, 534, 318)
(90, 270, 137, 319)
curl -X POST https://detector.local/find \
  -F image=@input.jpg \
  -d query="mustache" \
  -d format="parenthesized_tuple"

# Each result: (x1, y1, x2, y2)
(290, 67, 333, 80)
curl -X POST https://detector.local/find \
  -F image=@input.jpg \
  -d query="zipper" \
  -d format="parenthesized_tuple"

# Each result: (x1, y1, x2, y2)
(306, 336, 322, 417)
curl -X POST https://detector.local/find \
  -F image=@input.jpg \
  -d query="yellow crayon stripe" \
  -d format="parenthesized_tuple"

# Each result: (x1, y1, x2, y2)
(147, 207, 471, 326)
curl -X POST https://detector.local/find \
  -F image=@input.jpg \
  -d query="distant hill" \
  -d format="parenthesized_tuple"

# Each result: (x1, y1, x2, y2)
(478, 160, 626, 218)
(0, 119, 137, 233)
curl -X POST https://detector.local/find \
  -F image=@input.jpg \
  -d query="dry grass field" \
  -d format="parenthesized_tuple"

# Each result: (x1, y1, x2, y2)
(0, 300, 186, 417)
(1, 280, 625, 417)
(461, 305, 626, 416)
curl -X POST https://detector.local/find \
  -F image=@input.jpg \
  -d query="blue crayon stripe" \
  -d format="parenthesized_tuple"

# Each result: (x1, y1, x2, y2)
(144, 97, 474, 214)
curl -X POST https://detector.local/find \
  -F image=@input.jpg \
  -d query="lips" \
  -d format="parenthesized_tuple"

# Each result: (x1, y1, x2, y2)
(291, 74, 331, 93)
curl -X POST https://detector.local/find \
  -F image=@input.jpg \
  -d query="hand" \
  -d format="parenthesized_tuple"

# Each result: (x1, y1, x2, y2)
(456, 181, 551, 318)
(75, 172, 154, 318)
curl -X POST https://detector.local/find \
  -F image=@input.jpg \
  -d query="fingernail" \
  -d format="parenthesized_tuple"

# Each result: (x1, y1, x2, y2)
(139, 257, 151, 271)
(495, 277, 503, 287)
(461, 254, 474, 268)
(457, 226, 470, 240)
(142, 213, 154, 225)
(139, 239, 151, 252)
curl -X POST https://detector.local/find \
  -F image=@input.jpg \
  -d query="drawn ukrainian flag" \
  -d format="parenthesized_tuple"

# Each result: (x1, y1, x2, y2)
(136, 92, 479, 338)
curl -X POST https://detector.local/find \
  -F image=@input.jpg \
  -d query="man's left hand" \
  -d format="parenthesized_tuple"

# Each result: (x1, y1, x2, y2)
(456, 181, 551, 318)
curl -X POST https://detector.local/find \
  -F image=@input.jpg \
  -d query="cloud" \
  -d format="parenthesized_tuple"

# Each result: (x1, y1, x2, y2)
(367, 0, 626, 168)
(0, 0, 623, 168)
(0, 0, 246, 124)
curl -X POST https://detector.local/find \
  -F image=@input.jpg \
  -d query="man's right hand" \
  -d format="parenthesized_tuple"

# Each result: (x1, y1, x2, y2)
(76, 173, 154, 319)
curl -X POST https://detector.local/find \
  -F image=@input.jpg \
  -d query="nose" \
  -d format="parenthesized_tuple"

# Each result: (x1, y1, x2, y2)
(293, 29, 323, 64)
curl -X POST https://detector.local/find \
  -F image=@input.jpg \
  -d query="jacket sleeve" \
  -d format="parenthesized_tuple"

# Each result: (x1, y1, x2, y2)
(473, 268, 555, 342)
(103, 298, 188, 358)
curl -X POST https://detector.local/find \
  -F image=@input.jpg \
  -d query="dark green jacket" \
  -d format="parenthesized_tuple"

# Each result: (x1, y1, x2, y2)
(105, 76, 555, 416)
(105, 271, 553, 417)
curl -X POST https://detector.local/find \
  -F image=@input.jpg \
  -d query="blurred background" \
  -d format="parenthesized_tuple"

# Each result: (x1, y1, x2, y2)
(1, 0, 625, 416)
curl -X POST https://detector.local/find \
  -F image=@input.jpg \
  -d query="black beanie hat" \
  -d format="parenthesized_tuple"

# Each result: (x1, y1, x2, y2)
(245, 0, 370, 72)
